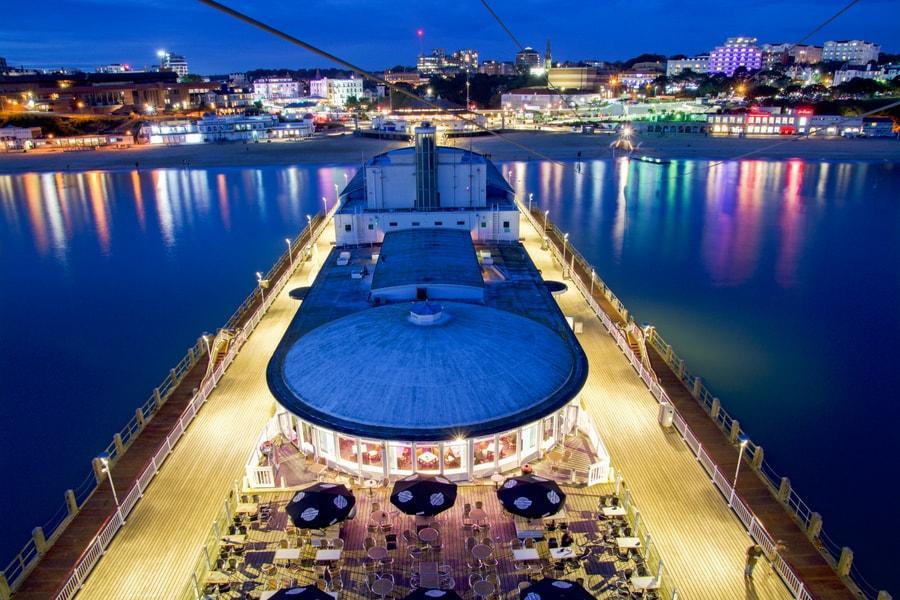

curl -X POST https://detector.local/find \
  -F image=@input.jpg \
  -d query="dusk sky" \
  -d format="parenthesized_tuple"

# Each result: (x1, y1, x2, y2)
(2, 0, 898, 73)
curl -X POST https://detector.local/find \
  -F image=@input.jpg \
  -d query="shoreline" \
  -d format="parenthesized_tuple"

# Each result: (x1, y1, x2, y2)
(0, 131, 897, 174)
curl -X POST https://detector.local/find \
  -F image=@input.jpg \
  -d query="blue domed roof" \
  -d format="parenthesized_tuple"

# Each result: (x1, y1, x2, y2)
(271, 301, 584, 440)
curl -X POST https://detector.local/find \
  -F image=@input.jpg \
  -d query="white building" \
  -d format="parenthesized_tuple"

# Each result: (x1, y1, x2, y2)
(666, 56, 709, 77)
(823, 40, 880, 64)
(158, 51, 189, 77)
(253, 77, 302, 102)
(96, 63, 133, 74)
(833, 64, 899, 86)
(0, 125, 41, 150)
(334, 124, 519, 246)
(309, 77, 364, 107)
(708, 37, 762, 75)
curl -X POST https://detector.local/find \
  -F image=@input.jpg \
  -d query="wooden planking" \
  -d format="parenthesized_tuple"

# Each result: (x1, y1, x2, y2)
(519, 218, 794, 600)
(69, 228, 337, 600)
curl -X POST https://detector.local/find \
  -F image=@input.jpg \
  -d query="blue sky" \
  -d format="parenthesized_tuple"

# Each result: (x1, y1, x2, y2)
(2, 0, 897, 73)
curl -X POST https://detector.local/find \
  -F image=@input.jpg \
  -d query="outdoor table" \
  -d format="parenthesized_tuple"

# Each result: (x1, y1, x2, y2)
(367, 546, 389, 560)
(206, 570, 230, 584)
(235, 502, 258, 515)
(418, 527, 439, 543)
(274, 548, 301, 564)
(315, 549, 342, 562)
(471, 544, 493, 560)
(468, 508, 487, 522)
(372, 577, 394, 598)
(259, 592, 278, 600)
(308, 463, 328, 476)
(513, 548, 540, 561)
(419, 561, 438, 575)
(547, 450, 564, 464)
(473, 580, 495, 598)
(371, 509, 389, 524)
(419, 572, 441, 589)
(631, 575, 660, 590)
(602, 506, 626, 517)
(617, 537, 641, 550)
(490, 472, 505, 487)
(549, 547, 575, 559)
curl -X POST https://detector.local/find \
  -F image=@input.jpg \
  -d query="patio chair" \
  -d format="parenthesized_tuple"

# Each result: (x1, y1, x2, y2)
(468, 573, 484, 588)
(475, 501, 484, 510)
(364, 537, 375, 550)
(401, 529, 415, 545)
(463, 503, 472, 516)
(465, 537, 477, 552)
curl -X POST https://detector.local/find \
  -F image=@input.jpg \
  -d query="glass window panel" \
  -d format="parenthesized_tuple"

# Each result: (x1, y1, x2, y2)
(415, 444, 440, 472)
(444, 442, 466, 473)
(360, 440, 383, 467)
(473, 437, 495, 466)
(337, 435, 358, 464)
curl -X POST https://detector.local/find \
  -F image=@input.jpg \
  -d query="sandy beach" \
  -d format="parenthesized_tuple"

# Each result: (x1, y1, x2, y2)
(0, 131, 897, 174)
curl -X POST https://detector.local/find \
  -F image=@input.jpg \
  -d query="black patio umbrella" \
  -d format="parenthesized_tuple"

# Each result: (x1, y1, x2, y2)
(519, 578, 593, 600)
(267, 586, 334, 600)
(390, 473, 458, 517)
(403, 589, 464, 600)
(285, 482, 356, 529)
(497, 474, 566, 519)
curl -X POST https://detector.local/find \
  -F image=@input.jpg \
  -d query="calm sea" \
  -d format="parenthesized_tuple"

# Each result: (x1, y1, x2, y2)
(0, 158, 897, 593)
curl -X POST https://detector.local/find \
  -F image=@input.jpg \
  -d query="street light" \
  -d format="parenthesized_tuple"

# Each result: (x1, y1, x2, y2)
(562, 232, 569, 267)
(590, 268, 596, 297)
(528, 192, 533, 212)
(543, 210, 549, 232)
(306, 214, 312, 228)
(285, 238, 293, 267)
(322, 196, 328, 214)
(730, 437, 749, 507)
(98, 453, 122, 522)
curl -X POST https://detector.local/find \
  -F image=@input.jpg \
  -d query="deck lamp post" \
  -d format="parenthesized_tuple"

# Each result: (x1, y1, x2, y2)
(730, 437, 749, 507)
(543, 210, 549, 232)
(286, 238, 293, 267)
(256, 271, 266, 303)
(322, 196, 328, 215)
(562, 233, 569, 270)
(528, 193, 533, 212)
(202, 333, 212, 358)
(590, 268, 596, 297)
(98, 454, 122, 523)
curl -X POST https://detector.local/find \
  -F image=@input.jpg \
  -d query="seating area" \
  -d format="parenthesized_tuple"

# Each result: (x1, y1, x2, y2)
(195, 483, 664, 599)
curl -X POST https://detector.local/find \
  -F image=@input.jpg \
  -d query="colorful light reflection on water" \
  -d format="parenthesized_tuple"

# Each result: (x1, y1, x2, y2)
(0, 165, 354, 566)
(0, 158, 898, 592)
(505, 157, 900, 591)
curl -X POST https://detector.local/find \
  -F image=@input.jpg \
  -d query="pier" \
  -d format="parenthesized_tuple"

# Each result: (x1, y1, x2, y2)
(2, 213, 332, 600)
(2, 198, 870, 600)
(522, 201, 860, 600)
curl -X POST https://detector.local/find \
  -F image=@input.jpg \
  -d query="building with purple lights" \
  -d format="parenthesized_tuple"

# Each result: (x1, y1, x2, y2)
(708, 37, 762, 76)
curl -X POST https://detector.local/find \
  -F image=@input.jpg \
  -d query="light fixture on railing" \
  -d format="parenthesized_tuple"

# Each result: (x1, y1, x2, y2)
(97, 452, 123, 522)
(730, 436, 749, 507)
(285, 238, 293, 267)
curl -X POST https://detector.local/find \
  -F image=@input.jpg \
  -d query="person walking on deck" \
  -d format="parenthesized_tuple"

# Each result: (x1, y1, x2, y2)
(745, 544, 764, 578)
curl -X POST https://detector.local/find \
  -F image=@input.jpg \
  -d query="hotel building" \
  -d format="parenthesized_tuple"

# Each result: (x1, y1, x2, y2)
(708, 37, 762, 76)
(253, 77, 303, 102)
(666, 57, 710, 77)
(309, 77, 364, 107)
(822, 40, 880, 64)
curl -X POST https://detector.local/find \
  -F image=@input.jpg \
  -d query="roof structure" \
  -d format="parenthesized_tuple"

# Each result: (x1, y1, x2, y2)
(371, 229, 484, 294)
(279, 301, 578, 439)
(267, 239, 588, 441)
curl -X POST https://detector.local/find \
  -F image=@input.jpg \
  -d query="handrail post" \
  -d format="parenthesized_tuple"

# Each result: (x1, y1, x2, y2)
(806, 512, 823, 540)
(728, 420, 740, 443)
(777, 477, 791, 503)
(113, 433, 125, 456)
(710, 397, 721, 420)
(153, 386, 162, 408)
(691, 376, 703, 400)
(751, 446, 764, 469)
(65, 489, 79, 516)
(837, 547, 853, 577)
(135, 407, 146, 429)
(0, 573, 11, 600)
(31, 526, 48, 555)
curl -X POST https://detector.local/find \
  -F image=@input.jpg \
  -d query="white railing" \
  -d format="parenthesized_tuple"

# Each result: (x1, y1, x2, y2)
(45, 210, 336, 600)
(517, 199, 819, 600)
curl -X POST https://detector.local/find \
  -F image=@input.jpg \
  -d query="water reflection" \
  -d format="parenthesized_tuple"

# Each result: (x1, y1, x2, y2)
(0, 166, 356, 265)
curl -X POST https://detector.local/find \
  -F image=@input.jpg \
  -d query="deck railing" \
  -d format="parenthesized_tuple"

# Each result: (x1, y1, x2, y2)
(0, 207, 334, 600)
(517, 199, 830, 600)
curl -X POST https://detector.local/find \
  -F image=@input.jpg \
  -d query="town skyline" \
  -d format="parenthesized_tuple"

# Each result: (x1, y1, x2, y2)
(2, 0, 898, 73)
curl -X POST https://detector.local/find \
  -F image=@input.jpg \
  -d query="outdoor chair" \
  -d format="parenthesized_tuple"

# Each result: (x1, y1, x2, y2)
(548, 537, 559, 549)
(401, 529, 415, 544)
(475, 501, 484, 510)
(469, 573, 484, 588)
(364, 537, 375, 550)
(463, 503, 472, 516)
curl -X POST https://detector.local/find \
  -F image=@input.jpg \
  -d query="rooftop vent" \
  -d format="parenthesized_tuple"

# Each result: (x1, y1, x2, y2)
(409, 301, 445, 326)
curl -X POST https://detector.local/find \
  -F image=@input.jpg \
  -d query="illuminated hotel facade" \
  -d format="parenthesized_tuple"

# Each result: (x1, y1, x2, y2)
(708, 37, 762, 76)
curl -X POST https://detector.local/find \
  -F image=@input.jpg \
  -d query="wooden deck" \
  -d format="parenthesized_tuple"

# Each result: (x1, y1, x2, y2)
(17, 227, 336, 600)
(13, 359, 208, 600)
(524, 207, 855, 600)
(193, 484, 650, 599)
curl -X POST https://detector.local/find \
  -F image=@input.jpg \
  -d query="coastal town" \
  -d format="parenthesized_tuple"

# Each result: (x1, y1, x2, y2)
(1, 3, 899, 600)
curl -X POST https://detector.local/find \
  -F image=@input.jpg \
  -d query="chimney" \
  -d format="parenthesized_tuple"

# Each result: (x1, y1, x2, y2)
(414, 122, 438, 210)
